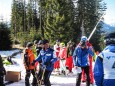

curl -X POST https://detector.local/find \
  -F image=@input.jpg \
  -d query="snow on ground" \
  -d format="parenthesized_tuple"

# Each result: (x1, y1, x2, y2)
(5, 74, 88, 86)
(0, 49, 22, 58)
(0, 50, 95, 86)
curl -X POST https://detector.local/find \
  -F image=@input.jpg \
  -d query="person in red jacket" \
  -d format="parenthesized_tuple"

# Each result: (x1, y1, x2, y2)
(54, 39, 60, 72)
(81, 41, 94, 84)
(24, 42, 37, 86)
(58, 43, 67, 75)
(65, 41, 75, 73)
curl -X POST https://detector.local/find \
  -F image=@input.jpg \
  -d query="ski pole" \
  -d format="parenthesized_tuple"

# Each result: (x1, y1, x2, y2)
(34, 68, 40, 86)
(88, 13, 105, 41)
(38, 66, 46, 86)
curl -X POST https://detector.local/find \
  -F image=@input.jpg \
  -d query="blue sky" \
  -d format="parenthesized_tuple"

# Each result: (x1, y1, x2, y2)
(0, 0, 115, 24)
(104, 0, 115, 24)
(0, 0, 12, 21)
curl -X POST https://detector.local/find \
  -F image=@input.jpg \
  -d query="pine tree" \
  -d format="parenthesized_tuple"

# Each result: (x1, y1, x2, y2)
(75, 0, 106, 51)
(11, 0, 26, 37)
(39, 0, 75, 43)
(0, 22, 12, 50)
(11, 0, 41, 46)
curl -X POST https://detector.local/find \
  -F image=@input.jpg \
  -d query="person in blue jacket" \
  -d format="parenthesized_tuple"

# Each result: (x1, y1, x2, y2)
(94, 32, 115, 86)
(32, 39, 57, 86)
(73, 36, 94, 86)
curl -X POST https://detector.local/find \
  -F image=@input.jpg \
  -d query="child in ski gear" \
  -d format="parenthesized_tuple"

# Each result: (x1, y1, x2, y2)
(54, 39, 60, 73)
(73, 36, 94, 86)
(94, 32, 115, 86)
(65, 41, 74, 73)
(58, 42, 67, 75)
(0, 55, 6, 86)
(32, 39, 57, 86)
(24, 42, 37, 86)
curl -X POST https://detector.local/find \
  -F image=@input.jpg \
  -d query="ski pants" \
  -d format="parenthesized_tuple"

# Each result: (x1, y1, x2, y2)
(76, 66, 90, 86)
(44, 70, 52, 86)
(82, 57, 94, 84)
(60, 59, 66, 73)
(25, 69, 37, 86)
(37, 64, 43, 81)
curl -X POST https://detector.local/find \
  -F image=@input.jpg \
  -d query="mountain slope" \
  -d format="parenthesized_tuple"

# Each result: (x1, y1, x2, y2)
(101, 22, 115, 33)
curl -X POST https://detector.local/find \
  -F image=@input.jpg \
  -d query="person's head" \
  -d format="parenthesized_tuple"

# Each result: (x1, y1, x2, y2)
(56, 39, 60, 45)
(38, 40, 44, 48)
(80, 36, 87, 48)
(60, 42, 65, 48)
(34, 40, 38, 45)
(104, 32, 115, 45)
(42, 39, 49, 49)
(26, 42, 33, 50)
(67, 40, 72, 47)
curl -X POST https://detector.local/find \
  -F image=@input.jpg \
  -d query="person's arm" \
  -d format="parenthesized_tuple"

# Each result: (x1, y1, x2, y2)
(32, 52, 42, 66)
(87, 46, 94, 56)
(54, 45, 59, 52)
(94, 54, 104, 86)
(72, 47, 77, 66)
(35, 52, 42, 62)
(50, 52, 58, 64)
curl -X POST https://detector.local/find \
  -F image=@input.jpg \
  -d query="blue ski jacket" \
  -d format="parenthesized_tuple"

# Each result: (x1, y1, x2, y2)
(35, 48, 57, 71)
(73, 46, 94, 67)
(94, 44, 115, 86)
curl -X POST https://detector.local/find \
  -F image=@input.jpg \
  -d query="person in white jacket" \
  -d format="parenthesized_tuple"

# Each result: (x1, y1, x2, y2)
(94, 32, 115, 86)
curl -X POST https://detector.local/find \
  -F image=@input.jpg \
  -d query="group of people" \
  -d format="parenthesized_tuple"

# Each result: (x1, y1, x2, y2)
(53, 40, 75, 75)
(0, 31, 114, 86)
(23, 32, 115, 86)
(24, 39, 56, 86)
(23, 36, 96, 86)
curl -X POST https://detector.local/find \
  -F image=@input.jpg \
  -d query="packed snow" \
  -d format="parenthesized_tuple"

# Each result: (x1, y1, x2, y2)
(0, 49, 95, 86)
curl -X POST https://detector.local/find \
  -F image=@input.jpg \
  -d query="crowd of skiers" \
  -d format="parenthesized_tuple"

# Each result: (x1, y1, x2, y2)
(23, 36, 98, 86)
(0, 32, 115, 86)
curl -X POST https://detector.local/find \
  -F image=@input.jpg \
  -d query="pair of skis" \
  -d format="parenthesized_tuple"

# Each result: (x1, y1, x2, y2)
(35, 66, 46, 86)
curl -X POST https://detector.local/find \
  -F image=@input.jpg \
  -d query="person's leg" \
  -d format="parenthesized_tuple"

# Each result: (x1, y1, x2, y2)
(69, 56, 73, 72)
(59, 60, 63, 74)
(62, 60, 66, 75)
(0, 75, 5, 86)
(89, 57, 94, 84)
(25, 70, 31, 86)
(84, 66, 90, 86)
(37, 64, 43, 80)
(81, 69, 86, 82)
(31, 69, 37, 86)
(76, 73, 82, 86)
(44, 70, 51, 86)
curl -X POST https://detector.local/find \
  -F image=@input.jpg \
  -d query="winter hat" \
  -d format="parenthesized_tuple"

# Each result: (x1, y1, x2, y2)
(104, 32, 115, 45)
(56, 39, 61, 42)
(80, 36, 88, 42)
(38, 40, 43, 45)
(34, 40, 38, 45)
(26, 42, 33, 47)
(42, 39, 49, 44)
(60, 43, 65, 47)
